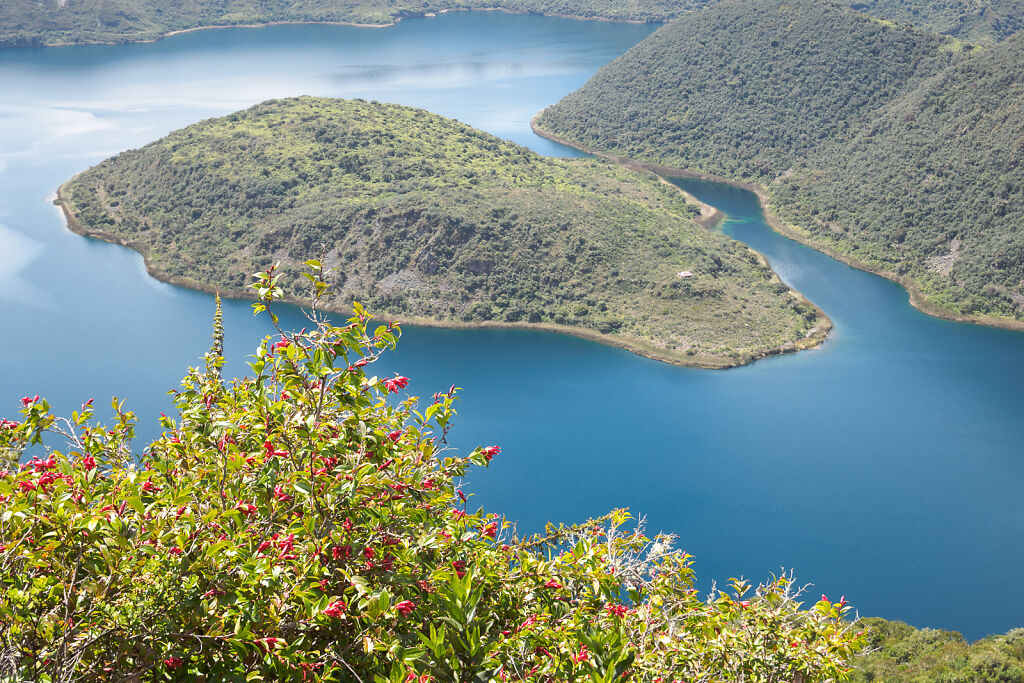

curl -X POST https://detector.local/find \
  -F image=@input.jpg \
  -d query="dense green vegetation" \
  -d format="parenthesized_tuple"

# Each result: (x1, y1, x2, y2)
(536, 0, 1024, 324)
(844, 0, 1024, 43)
(536, 0, 958, 183)
(852, 618, 1024, 682)
(771, 31, 1024, 321)
(60, 96, 825, 366)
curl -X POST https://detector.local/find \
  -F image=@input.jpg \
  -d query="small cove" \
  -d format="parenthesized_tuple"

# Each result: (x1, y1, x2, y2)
(0, 13, 1023, 639)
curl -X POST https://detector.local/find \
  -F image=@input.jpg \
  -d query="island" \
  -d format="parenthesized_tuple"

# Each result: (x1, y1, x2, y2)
(57, 96, 829, 368)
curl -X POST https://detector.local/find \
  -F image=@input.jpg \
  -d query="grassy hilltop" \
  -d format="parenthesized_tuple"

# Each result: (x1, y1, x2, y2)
(59, 96, 827, 367)
(535, 0, 1024, 326)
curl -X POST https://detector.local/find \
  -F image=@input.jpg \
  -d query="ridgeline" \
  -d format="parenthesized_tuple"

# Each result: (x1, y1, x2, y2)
(535, 0, 1024, 326)
(58, 96, 827, 367)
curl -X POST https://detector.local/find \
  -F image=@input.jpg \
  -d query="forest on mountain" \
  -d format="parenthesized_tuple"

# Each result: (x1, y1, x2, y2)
(3, 0, 1023, 47)
(60, 97, 825, 367)
(845, 0, 1024, 43)
(852, 618, 1024, 682)
(535, 0, 1024, 324)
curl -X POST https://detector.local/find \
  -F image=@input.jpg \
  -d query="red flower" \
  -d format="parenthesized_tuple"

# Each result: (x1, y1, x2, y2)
(605, 603, 628, 618)
(272, 337, 291, 352)
(17, 481, 37, 492)
(394, 600, 416, 616)
(363, 547, 375, 560)
(451, 560, 467, 578)
(21, 395, 39, 407)
(480, 446, 500, 461)
(141, 480, 161, 494)
(543, 580, 562, 589)
(235, 501, 258, 516)
(168, 547, 183, 556)
(387, 430, 403, 443)
(332, 545, 351, 560)
(256, 540, 273, 554)
(263, 441, 288, 457)
(481, 523, 498, 539)
(382, 375, 410, 393)
(82, 455, 96, 471)
(322, 600, 346, 618)
(277, 534, 295, 553)
(31, 456, 56, 471)
(163, 657, 184, 670)
(273, 484, 293, 503)
(256, 637, 281, 652)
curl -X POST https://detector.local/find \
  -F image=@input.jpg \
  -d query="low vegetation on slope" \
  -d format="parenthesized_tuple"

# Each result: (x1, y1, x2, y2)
(60, 96, 824, 366)
(772, 32, 1024, 321)
(844, 0, 1024, 43)
(536, 0, 1024, 324)
(852, 617, 1024, 682)
(536, 0, 956, 183)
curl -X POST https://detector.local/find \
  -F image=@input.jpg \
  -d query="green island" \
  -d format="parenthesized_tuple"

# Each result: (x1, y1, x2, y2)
(3, 0, 1022, 47)
(58, 96, 828, 368)
(534, 0, 1024, 328)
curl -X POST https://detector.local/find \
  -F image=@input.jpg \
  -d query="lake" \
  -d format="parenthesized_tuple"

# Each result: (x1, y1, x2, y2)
(1, 11, 1022, 640)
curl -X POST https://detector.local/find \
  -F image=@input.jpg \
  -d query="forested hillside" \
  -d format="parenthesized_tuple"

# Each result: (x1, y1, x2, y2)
(772, 32, 1024, 320)
(536, 0, 1024, 324)
(535, 0, 957, 183)
(844, 0, 1024, 43)
(852, 618, 1024, 682)
(60, 97, 825, 367)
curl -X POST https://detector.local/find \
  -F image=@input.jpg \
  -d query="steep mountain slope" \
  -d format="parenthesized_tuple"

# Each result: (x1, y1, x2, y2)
(59, 97, 827, 366)
(535, 0, 957, 184)
(773, 32, 1024, 320)
(845, 0, 1024, 43)
(536, 0, 1024, 324)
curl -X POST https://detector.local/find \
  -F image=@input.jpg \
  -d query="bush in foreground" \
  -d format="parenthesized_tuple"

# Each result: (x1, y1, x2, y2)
(0, 264, 863, 681)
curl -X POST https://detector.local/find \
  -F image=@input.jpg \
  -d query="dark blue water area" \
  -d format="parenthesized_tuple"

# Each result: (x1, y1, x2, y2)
(1, 14, 1023, 639)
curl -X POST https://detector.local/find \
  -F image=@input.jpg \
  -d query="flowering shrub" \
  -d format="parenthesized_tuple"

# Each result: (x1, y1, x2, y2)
(0, 263, 863, 681)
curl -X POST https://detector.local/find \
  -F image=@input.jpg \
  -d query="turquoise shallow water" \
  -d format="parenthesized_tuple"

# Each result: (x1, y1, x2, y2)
(1, 13, 1023, 639)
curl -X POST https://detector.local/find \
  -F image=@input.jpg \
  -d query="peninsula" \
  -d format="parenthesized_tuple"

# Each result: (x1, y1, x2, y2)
(58, 97, 828, 368)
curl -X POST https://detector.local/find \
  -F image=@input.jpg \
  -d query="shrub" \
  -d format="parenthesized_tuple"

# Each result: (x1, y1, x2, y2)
(0, 263, 863, 681)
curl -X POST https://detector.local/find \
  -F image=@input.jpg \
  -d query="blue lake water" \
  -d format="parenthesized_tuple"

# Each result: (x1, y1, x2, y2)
(1, 12, 1023, 640)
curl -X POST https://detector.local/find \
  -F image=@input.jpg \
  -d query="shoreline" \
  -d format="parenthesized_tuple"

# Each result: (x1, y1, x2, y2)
(55, 181, 824, 370)
(531, 116, 1024, 335)
(25, 7, 653, 49)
